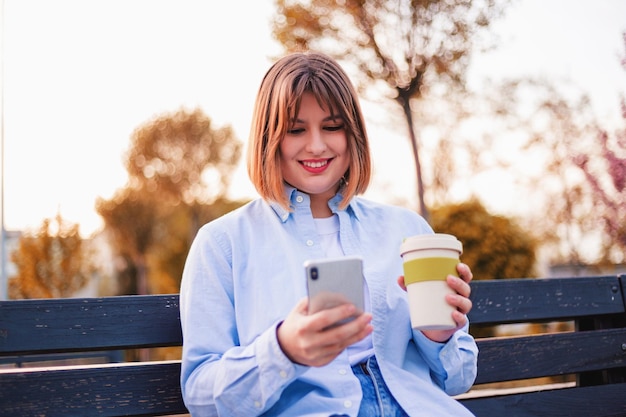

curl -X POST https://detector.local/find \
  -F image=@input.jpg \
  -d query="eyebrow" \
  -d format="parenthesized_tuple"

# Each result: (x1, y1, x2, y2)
(291, 115, 342, 124)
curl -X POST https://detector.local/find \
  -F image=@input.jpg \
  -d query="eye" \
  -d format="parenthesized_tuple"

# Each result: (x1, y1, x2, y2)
(287, 127, 305, 135)
(324, 124, 345, 132)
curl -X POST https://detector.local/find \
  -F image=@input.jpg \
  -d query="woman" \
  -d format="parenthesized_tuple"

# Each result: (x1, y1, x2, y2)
(179, 51, 478, 416)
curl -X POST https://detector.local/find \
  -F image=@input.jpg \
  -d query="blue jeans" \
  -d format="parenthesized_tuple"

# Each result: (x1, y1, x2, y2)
(332, 356, 409, 417)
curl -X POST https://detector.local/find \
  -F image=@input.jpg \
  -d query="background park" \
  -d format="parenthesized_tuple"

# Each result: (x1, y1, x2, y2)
(1, 0, 625, 304)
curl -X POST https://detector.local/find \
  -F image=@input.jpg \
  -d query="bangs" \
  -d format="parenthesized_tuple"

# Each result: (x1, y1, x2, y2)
(289, 69, 347, 124)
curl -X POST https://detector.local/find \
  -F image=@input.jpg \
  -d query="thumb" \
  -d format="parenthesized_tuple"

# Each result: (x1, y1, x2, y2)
(295, 297, 309, 315)
(397, 276, 407, 291)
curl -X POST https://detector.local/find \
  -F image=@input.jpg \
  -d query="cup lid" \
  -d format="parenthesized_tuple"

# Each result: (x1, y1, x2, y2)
(400, 233, 463, 256)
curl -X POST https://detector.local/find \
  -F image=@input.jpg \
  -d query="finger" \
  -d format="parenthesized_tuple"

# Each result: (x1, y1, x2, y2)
(447, 274, 471, 298)
(397, 276, 407, 291)
(446, 292, 473, 316)
(456, 263, 473, 283)
(319, 312, 373, 349)
(310, 303, 358, 332)
(451, 310, 468, 328)
(457, 294, 473, 315)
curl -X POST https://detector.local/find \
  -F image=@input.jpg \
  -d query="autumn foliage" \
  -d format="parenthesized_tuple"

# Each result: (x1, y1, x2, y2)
(96, 107, 245, 295)
(430, 200, 537, 281)
(9, 214, 96, 299)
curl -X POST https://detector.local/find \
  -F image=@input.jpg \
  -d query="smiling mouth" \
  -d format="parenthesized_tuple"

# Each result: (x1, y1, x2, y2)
(301, 159, 330, 169)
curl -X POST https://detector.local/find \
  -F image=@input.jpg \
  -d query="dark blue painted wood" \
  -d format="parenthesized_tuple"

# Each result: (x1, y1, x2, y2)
(468, 275, 625, 325)
(474, 327, 626, 384)
(0, 295, 182, 355)
(0, 362, 186, 417)
(462, 383, 626, 417)
(0, 276, 624, 417)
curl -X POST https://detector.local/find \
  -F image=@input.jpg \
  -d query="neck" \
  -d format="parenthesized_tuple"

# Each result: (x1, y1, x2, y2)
(309, 188, 337, 218)
(310, 199, 333, 218)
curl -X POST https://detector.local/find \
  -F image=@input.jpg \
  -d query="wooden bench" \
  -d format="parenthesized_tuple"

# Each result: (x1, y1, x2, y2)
(460, 275, 626, 416)
(1, 275, 625, 417)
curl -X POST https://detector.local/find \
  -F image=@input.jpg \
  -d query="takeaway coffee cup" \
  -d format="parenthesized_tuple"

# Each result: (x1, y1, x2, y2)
(400, 233, 463, 330)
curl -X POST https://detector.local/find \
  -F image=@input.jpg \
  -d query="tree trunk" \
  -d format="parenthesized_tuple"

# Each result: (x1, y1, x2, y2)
(397, 94, 429, 222)
(135, 254, 148, 296)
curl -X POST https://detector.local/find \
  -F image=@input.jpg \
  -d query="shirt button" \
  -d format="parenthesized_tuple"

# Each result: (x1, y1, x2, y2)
(338, 369, 347, 375)
(296, 195, 304, 203)
(254, 401, 262, 408)
(279, 370, 287, 378)
(306, 240, 314, 246)
(343, 400, 352, 408)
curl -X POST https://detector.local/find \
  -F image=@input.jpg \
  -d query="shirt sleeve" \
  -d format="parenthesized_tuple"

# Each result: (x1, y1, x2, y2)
(179, 226, 308, 416)
(214, 322, 309, 415)
(412, 322, 478, 396)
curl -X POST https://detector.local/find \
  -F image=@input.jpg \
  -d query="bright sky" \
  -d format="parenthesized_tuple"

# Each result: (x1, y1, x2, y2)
(1, 0, 625, 237)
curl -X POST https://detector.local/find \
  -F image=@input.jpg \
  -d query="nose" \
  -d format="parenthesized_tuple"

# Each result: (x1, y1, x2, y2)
(306, 128, 327, 155)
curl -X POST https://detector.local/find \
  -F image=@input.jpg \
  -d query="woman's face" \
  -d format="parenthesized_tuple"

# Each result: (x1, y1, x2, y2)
(280, 92, 350, 204)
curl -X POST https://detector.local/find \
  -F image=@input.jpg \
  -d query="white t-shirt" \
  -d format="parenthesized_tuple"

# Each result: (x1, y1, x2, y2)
(313, 215, 374, 365)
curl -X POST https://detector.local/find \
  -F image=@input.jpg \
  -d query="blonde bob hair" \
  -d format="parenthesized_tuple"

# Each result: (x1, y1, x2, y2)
(247, 51, 372, 211)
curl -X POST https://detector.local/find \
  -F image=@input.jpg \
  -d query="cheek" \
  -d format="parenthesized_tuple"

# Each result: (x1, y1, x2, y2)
(279, 140, 296, 161)
(278, 144, 296, 178)
(337, 141, 351, 167)
(331, 134, 349, 156)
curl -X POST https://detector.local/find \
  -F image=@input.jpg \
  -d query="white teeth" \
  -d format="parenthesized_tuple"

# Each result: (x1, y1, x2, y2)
(303, 160, 328, 168)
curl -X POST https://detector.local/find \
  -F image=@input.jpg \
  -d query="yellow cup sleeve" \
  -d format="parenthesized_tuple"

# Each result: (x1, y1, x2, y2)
(403, 257, 459, 285)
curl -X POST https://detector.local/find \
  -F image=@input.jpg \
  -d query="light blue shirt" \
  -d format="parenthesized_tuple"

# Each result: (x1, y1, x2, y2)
(179, 187, 478, 417)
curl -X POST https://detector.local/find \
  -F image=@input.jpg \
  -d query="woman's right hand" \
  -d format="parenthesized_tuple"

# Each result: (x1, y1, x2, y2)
(276, 298, 373, 367)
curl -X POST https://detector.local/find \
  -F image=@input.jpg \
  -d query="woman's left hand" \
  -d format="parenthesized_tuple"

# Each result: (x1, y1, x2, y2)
(397, 262, 473, 343)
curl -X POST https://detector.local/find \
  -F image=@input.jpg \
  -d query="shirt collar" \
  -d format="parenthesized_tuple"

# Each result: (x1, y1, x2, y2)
(268, 184, 360, 223)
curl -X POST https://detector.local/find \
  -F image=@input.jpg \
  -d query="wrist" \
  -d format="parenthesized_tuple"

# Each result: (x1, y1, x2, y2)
(421, 329, 455, 343)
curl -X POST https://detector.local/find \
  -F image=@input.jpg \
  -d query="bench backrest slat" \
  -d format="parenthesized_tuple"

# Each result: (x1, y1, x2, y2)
(0, 295, 182, 355)
(468, 276, 625, 325)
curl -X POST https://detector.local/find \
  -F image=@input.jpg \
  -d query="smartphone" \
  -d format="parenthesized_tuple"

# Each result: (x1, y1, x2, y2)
(304, 256, 365, 326)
